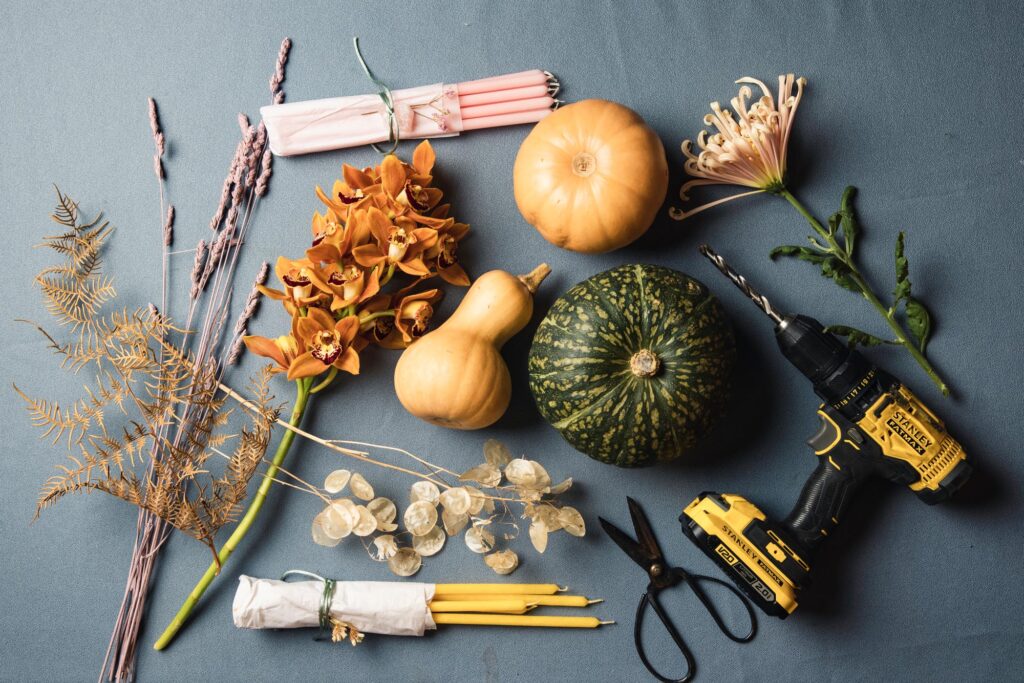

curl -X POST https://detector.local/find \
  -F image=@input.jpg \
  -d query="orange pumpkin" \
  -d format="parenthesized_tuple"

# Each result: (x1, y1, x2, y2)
(513, 99, 668, 253)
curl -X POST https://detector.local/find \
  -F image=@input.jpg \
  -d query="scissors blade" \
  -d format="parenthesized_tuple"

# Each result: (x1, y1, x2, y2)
(599, 516, 652, 570)
(626, 496, 665, 563)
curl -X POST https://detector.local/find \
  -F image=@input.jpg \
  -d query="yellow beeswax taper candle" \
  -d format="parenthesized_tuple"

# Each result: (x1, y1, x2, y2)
(452, 594, 601, 608)
(429, 600, 535, 614)
(432, 613, 612, 628)
(432, 583, 564, 597)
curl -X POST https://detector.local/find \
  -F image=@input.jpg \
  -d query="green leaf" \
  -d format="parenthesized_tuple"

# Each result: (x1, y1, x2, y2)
(773, 245, 860, 293)
(826, 324, 896, 348)
(893, 231, 911, 303)
(770, 244, 827, 265)
(827, 212, 840, 237)
(839, 186, 858, 256)
(820, 256, 860, 292)
(904, 297, 932, 352)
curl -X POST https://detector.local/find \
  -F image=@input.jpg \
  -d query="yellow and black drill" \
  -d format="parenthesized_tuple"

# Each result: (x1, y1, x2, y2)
(682, 245, 971, 618)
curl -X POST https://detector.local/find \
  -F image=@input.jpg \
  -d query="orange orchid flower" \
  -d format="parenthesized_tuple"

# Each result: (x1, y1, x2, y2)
(258, 256, 326, 315)
(357, 294, 400, 348)
(242, 333, 303, 376)
(394, 289, 443, 343)
(305, 209, 351, 263)
(307, 261, 381, 311)
(314, 175, 373, 217)
(351, 208, 438, 277)
(287, 307, 361, 380)
(423, 221, 470, 286)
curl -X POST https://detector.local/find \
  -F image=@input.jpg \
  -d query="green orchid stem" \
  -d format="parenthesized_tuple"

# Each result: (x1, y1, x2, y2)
(310, 367, 337, 394)
(778, 188, 950, 396)
(379, 262, 397, 287)
(359, 309, 397, 326)
(153, 378, 313, 651)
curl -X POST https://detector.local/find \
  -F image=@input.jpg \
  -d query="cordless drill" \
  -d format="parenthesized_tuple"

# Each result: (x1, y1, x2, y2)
(681, 245, 971, 618)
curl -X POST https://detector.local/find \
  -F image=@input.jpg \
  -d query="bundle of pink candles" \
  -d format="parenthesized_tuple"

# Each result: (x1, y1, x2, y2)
(455, 69, 560, 131)
(261, 69, 561, 156)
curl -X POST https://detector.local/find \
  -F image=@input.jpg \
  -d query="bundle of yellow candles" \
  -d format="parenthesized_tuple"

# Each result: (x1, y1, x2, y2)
(232, 575, 611, 639)
(429, 584, 612, 629)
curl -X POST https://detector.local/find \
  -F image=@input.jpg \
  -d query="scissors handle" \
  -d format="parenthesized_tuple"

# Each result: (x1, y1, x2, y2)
(634, 590, 696, 683)
(685, 572, 757, 643)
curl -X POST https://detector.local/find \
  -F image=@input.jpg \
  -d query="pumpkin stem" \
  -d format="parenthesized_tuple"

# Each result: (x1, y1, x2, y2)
(629, 349, 661, 377)
(518, 263, 551, 294)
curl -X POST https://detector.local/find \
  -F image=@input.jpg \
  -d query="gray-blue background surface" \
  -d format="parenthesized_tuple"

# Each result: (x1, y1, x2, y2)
(2, 1, 1022, 681)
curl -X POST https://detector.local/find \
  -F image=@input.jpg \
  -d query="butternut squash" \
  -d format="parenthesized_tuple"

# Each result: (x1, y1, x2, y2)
(394, 264, 551, 429)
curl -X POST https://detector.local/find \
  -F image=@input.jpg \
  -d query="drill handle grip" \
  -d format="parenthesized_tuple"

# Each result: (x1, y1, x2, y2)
(782, 449, 869, 552)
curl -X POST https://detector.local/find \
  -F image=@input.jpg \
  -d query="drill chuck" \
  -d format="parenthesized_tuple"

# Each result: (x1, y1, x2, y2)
(774, 314, 884, 418)
(698, 244, 884, 414)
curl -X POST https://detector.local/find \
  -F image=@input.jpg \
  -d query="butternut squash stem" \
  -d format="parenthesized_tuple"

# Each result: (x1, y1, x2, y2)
(518, 263, 551, 293)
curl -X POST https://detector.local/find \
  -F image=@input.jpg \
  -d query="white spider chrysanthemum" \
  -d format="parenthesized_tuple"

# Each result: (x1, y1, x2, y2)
(671, 74, 806, 220)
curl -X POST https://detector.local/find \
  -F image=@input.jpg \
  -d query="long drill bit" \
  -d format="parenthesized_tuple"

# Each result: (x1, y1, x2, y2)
(698, 244, 784, 324)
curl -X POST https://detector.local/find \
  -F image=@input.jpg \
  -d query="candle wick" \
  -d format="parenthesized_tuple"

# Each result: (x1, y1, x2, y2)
(587, 598, 604, 605)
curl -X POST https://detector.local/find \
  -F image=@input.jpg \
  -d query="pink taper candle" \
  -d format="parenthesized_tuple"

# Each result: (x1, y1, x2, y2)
(459, 84, 552, 107)
(461, 96, 556, 120)
(461, 108, 553, 131)
(457, 69, 548, 95)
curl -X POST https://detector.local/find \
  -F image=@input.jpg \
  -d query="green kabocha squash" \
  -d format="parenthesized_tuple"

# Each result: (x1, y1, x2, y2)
(528, 264, 735, 467)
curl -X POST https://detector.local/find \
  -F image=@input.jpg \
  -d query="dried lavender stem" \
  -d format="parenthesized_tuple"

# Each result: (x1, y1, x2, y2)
(163, 205, 174, 247)
(103, 98, 175, 683)
(233, 261, 268, 339)
(269, 37, 291, 100)
(210, 142, 243, 232)
(154, 38, 292, 654)
(226, 332, 246, 366)
(189, 239, 208, 301)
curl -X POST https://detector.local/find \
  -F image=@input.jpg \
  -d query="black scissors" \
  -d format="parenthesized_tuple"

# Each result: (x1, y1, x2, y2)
(599, 497, 756, 683)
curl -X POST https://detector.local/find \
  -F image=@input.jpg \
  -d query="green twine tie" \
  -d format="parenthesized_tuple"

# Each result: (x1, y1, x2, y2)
(352, 36, 399, 155)
(281, 570, 336, 640)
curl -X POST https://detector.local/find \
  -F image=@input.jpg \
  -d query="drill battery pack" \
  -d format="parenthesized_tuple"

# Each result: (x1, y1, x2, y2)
(682, 493, 810, 618)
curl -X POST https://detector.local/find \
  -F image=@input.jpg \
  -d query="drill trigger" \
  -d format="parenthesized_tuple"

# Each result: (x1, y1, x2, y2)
(807, 409, 842, 454)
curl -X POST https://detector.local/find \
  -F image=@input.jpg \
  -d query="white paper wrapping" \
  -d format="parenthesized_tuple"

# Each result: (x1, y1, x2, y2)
(232, 575, 437, 636)
(260, 83, 463, 156)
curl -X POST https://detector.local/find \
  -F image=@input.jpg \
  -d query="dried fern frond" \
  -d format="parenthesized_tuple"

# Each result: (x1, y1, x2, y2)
(15, 385, 106, 448)
(22, 189, 280, 551)
(37, 273, 117, 329)
(33, 187, 115, 334)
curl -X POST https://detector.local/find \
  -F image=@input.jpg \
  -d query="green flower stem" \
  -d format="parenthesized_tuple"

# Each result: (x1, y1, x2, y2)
(379, 262, 397, 287)
(778, 188, 950, 396)
(310, 367, 337, 394)
(153, 378, 313, 651)
(358, 309, 396, 326)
